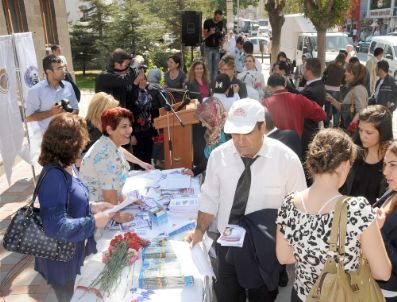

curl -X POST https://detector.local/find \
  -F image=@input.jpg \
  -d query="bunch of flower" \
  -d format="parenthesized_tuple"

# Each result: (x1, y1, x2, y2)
(90, 232, 149, 295)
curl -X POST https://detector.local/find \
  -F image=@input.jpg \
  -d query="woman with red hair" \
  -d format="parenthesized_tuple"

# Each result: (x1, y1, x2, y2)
(81, 107, 134, 223)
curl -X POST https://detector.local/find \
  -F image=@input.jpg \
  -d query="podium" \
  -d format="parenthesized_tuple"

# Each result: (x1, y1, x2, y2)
(153, 102, 200, 169)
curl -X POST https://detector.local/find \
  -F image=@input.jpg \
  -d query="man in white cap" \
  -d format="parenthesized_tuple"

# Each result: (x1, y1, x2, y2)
(187, 98, 306, 302)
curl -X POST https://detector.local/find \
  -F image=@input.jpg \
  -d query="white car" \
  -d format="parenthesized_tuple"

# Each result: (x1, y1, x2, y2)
(248, 37, 269, 54)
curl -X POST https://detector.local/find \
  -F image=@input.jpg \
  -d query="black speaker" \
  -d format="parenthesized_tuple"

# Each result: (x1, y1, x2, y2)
(181, 11, 202, 46)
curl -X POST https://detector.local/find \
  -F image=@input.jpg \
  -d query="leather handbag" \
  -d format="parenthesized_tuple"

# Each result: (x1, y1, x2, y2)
(2, 166, 76, 262)
(307, 197, 385, 302)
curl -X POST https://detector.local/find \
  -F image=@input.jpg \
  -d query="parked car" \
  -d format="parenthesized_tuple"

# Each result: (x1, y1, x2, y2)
(387, 31, 397, 36)
(357, 35, 373, 53)
(368, 36, 397, 79)
(248, 36, 269, 54)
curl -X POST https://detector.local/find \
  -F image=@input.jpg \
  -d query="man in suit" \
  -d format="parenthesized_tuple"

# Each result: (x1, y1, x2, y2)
(263, 107, 302, 160)
(300, 58, 326, 156)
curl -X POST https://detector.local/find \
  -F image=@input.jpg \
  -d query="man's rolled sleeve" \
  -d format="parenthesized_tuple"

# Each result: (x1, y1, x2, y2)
(198, 152, 220, 216)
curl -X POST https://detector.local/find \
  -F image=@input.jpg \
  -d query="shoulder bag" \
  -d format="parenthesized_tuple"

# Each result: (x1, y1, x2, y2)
(2, 166, 76, 262)
(340, 91, 356, 130)
(307, 197, 384, 302)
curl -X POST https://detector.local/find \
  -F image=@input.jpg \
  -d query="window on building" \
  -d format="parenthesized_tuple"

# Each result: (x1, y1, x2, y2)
(2, 0, 28, 33)
(39, 0, 59, 45)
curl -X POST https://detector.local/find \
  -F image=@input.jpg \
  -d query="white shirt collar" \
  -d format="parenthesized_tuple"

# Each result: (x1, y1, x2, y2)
(231, 135, 272, 159)
(305, 77, 322, 86)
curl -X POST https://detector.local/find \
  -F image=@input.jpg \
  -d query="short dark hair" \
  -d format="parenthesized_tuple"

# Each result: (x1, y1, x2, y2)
(214, 9, 223, 15)
(39, 113, 89, 167)
(273, 61, 289, 74)
(305, 58, 321, 77)
(243, 41, 254, 54)
(267, 74, 286, 87)
(377, 60, 389, 73)
(349, 57, 360, 64)
(109, 48, 130, 69)
(236, 35, 245, 45)
(42, 54, 62, 74)
(50, 44, 60, 52)
(339, 49, 348, 56)
(374, 47, 384, 57)
(101, 107, 133, 136)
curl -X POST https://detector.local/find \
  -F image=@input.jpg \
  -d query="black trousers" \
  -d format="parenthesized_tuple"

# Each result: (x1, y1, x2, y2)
(51, 279, 75, 302)
(214, 243, 278, 302)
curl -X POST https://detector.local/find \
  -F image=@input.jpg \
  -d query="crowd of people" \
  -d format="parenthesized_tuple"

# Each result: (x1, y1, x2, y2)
(21, 7, 397, 302)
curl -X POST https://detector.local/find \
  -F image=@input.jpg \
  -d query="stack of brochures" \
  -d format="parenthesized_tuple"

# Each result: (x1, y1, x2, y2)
(139, 238, 194, 289)
(216, 224, 246, 247)
(168, 197, 198, 217)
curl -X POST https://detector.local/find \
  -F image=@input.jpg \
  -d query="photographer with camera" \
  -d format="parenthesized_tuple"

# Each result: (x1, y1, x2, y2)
(26, 55, 79, 133)
(95, 49, 145, 110)
(203, 9, 225, 83)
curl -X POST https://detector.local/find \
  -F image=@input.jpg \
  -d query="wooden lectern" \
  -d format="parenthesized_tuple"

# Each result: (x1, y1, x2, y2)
(153, 102, 200, 169)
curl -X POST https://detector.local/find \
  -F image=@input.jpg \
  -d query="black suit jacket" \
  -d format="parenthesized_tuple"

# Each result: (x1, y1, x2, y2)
(225, 209, 281, 291)
(300, 80, 326, 153)
(268, 128, 302, 160)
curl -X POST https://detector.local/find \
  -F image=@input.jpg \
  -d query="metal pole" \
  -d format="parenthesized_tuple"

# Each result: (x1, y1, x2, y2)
(11, 34, 37, 184)
(237, 0, 240, 33)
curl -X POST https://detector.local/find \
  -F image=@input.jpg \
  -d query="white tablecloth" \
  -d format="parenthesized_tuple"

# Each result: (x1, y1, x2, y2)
(71, 170, 211, 302)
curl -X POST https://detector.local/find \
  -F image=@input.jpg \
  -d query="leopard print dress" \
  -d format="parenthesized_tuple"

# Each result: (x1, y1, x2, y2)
(276, 193, 376, 302)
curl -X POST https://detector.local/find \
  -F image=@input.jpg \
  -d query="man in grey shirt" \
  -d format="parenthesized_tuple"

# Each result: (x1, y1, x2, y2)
(26, 55, 78, 133)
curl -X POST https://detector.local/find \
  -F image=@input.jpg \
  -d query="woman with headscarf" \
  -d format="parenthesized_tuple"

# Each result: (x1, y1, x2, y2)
(183, 97, 227, 176)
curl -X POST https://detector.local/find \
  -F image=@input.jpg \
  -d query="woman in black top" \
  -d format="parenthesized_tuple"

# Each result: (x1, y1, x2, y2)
(342, 105, 393, 204)
(377, 140, 397, 301)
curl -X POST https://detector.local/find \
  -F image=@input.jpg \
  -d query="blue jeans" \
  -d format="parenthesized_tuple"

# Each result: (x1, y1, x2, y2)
(325, 90, 341, 128)
(204, 45, 220, 83)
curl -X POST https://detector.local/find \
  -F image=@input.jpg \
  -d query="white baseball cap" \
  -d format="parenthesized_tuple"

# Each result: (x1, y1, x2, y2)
(224, 98, 265, 134)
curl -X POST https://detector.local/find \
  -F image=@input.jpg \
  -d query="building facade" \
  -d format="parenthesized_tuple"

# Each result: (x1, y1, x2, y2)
(1, 0, 74, 76)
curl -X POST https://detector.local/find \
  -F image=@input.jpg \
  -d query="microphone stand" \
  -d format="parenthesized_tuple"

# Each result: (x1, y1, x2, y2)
(157, 89, 185, 168)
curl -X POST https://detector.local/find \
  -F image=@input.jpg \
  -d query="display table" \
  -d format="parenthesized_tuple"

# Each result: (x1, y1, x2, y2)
(71, 170, 212, 302)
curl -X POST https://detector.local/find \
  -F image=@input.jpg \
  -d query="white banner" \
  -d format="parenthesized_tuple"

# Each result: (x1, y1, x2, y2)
(0, 35, 25, 184)
(13, 32, 43, 165)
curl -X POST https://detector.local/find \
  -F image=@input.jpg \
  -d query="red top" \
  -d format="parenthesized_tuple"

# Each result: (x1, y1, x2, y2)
(262, 89, 326, 137)
(198, 82, 210, 99)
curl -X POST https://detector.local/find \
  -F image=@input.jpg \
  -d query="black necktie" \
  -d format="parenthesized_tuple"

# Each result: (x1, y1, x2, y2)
(228, 156, 259, 224)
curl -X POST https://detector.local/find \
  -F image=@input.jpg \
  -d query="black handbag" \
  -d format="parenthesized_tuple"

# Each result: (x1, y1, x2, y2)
(2, 166, 76, 262)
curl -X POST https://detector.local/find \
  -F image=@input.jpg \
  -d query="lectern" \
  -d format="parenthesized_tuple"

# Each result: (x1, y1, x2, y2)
(153, 102, 200, 169)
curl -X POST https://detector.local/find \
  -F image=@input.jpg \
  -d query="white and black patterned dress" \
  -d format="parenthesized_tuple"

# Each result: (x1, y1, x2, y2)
(276, 193, 376, 302)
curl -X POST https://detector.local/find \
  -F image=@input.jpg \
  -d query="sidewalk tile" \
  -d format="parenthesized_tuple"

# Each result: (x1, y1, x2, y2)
(4, 292, 47, 301)
(11, 267, 45, 287)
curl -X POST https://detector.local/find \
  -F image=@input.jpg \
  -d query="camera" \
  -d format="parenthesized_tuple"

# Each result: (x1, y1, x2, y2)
(138, 64, 147, 71)
(56, 99, 74, 113)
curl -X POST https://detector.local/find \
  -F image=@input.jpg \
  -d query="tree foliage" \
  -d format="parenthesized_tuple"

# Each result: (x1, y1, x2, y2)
(302, 0, 354, 69)
(69, 23, 98, 73)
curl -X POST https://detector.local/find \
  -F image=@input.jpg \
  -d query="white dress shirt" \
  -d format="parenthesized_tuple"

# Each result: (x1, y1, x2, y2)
(198, 136, 307, 233)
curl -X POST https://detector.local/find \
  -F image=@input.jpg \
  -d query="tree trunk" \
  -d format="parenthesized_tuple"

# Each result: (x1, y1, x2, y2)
(269, 14, 284, 66)
(265, 0, 285, 66)
(316, 27, 327, 72)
